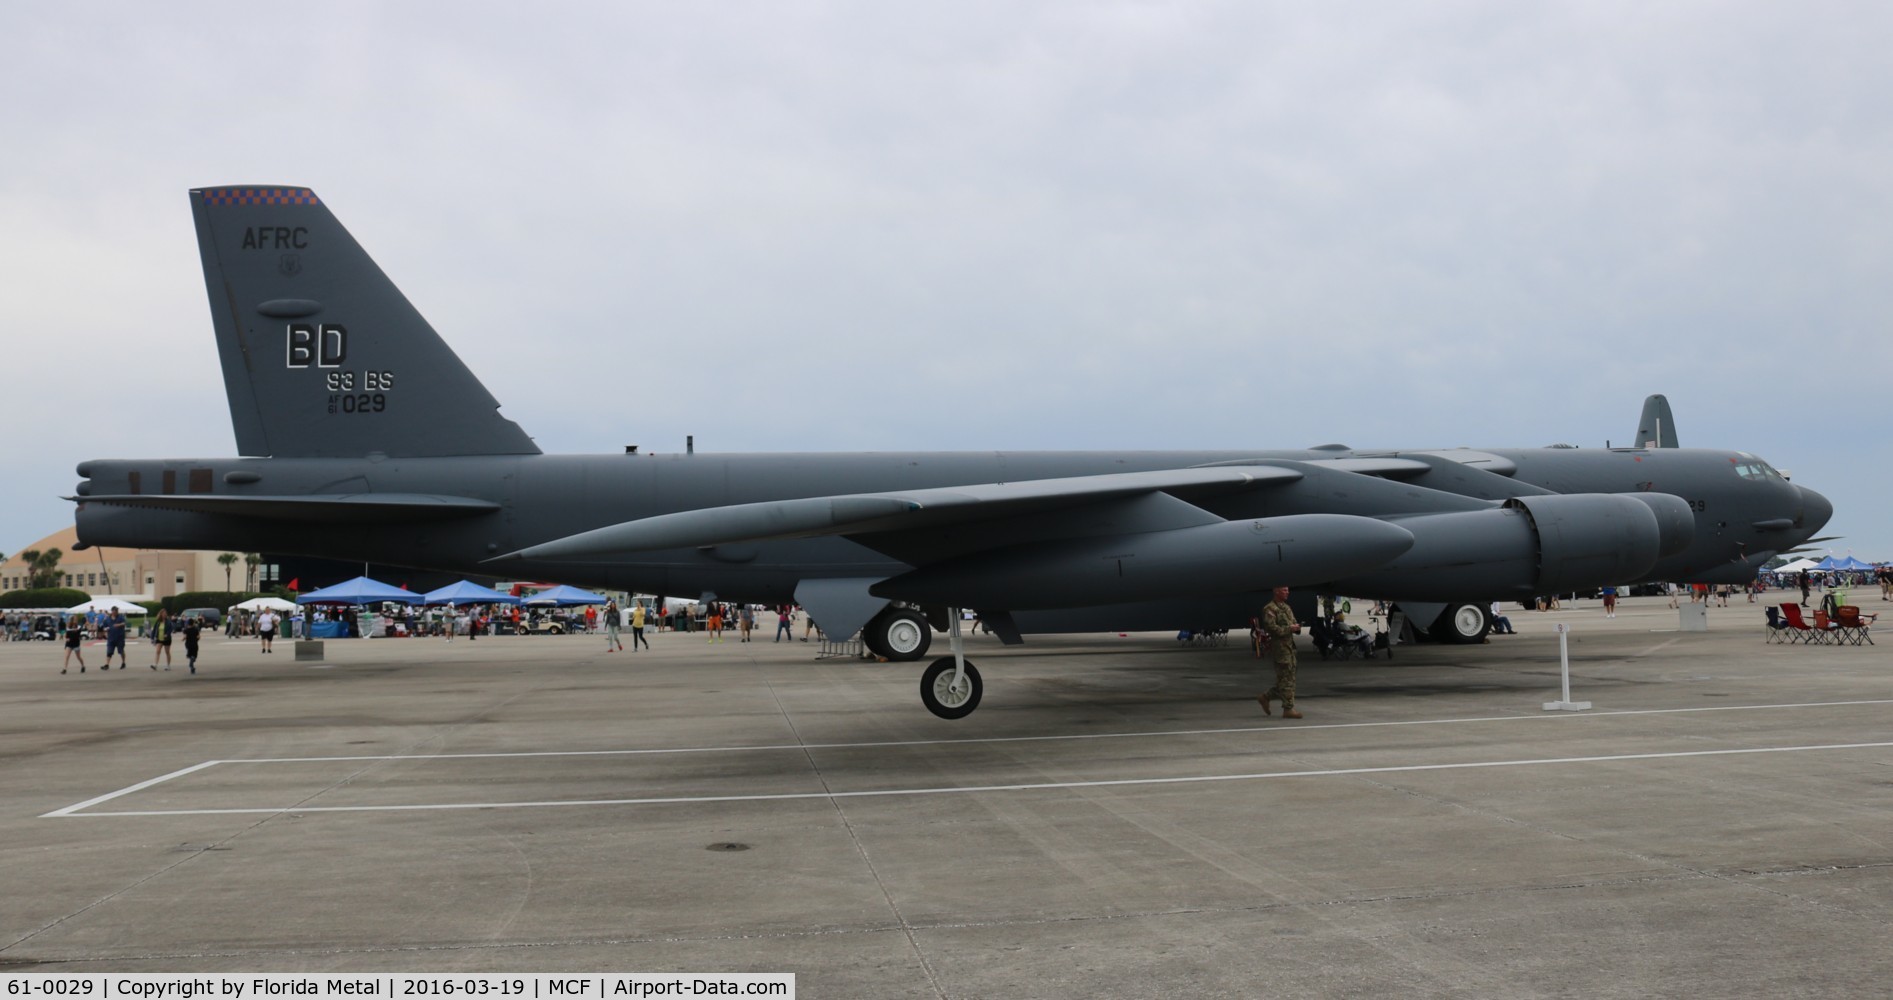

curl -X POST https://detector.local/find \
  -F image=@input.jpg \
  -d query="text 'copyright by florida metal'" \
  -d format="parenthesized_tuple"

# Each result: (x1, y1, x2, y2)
(2, 977, 791, 1000)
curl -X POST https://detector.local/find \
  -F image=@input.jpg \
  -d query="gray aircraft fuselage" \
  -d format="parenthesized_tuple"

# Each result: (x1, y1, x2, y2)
(74, 442, 1824, 616)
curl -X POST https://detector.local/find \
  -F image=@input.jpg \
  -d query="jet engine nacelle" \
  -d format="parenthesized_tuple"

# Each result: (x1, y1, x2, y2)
(1330, 493, 1684, 600)
(1503, 493, 1680, 594)
(1622, 491, 1696, 558)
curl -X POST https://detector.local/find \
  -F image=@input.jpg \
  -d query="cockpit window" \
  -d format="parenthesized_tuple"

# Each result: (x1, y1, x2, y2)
(1732, 458, 1784, 481)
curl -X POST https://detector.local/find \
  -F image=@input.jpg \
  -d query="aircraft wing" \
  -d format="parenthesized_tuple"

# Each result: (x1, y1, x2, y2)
(498, 465, 1304, 561)
(1226, 451, 1522, 479)
(72, 493, 501, 522)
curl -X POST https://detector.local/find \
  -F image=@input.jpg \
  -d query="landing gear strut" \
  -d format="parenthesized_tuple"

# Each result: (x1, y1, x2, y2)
(919, 607, 981, 719)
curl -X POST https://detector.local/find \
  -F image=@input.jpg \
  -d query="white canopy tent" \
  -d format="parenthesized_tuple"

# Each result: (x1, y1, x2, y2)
(231, 596, 299, 613)
(1773, 558, 1821, 575)
(65, 598, 149, 615)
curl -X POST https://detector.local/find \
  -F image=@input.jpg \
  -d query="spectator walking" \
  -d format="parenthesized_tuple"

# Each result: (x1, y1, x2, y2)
(775, 605, 794, 642)
(104, 610, 129, 669)
(256, 608, 278, 653)
(149, 609, 175, 670)
(61, 617, 86, 673)
(182, 617, 202, 674)
(629, 602, 649, 650)
(1257, 587, 1303, 719)
(604, 599, 624, 652)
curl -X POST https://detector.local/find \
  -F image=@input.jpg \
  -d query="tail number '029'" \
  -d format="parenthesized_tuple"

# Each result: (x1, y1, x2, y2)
(329, 393, 387, 414)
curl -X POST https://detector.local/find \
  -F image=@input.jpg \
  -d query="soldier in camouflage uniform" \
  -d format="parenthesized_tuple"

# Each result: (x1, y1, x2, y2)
(1258, 586, 1303, 719)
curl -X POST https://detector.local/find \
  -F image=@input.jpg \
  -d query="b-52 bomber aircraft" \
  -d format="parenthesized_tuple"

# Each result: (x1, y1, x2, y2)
(71, 186, 1833, 718)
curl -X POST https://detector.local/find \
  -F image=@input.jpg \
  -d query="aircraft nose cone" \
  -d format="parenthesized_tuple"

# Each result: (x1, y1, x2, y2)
(1797, 485, 1833, 537)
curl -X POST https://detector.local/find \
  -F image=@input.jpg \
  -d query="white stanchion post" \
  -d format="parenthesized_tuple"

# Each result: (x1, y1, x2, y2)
(1543, 622, 1591, 711)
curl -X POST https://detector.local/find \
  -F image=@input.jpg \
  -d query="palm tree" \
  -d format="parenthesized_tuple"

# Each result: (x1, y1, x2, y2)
(218, 552, 239, 591)
(244, 553, 261, 591)
(24, 548, 63, 590)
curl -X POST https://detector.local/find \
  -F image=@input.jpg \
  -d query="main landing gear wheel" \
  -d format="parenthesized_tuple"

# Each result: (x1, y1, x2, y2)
(920, 657, 982, 719)
(866, 608, 932, 662)
(1430, 602, 1490, 644)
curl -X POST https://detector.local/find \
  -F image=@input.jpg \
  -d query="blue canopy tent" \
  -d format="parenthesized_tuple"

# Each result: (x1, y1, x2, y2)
(422, 580, 522, 606)
(294, 576, 422, 639)
(1811, 557, 1841, 571)
(521, 584, 609, 606)
(297, 576, 424, 606)
(1834, 556, 1873, 572)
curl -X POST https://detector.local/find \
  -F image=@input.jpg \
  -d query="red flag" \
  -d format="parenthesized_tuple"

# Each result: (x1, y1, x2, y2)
(286, 578, 299, 591)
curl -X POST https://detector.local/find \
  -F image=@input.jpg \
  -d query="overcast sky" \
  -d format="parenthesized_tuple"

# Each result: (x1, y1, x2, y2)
(3, 1, 1888, 561)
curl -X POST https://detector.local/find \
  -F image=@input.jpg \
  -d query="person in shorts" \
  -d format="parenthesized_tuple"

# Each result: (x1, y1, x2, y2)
(62, 617, 87, 674)
(256, 609, 278, 653)
(104, 610, 129, 670)
(149, 608, 175, 670)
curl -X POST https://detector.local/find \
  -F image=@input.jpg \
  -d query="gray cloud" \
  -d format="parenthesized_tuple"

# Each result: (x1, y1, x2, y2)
(3, 1, 1887, 558)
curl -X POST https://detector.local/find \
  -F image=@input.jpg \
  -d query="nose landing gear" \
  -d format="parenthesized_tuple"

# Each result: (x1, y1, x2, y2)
(918, 607, 982, 719)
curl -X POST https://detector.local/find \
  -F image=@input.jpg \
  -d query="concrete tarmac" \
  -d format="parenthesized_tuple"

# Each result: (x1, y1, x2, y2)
(1, 595, 1888, 997)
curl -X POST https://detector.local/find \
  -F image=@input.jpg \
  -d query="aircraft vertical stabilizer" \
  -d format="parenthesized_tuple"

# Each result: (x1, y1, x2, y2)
(189, 186, 540, 458)
(1634, 394, 1679, 448)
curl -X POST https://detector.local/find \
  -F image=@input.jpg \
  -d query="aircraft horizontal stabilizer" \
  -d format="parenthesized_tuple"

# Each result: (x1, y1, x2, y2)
(73, 493, 501, 522)
(496, 466, 1302, 561)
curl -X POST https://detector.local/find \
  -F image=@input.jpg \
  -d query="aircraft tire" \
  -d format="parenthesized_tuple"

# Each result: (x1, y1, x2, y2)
(920, 657, 982, 719)
(861, 626, 891, 660)
(868, 608, 932, 662)
(1430, 603, 1490, 644)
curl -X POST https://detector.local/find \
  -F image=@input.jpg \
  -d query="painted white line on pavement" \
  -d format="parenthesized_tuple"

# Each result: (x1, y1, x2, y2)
(38, 760, 224, 818)
(43, 699, 1893, 818)
(48, 741, 1893, 818)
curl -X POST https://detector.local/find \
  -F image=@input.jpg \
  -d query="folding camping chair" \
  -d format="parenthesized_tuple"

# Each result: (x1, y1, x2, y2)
(1308, 617, 1356, 660)
(1763, 606, 1794, 644)
(1832, 605, 1875, 645)
(1778, 603, 1835, 644)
